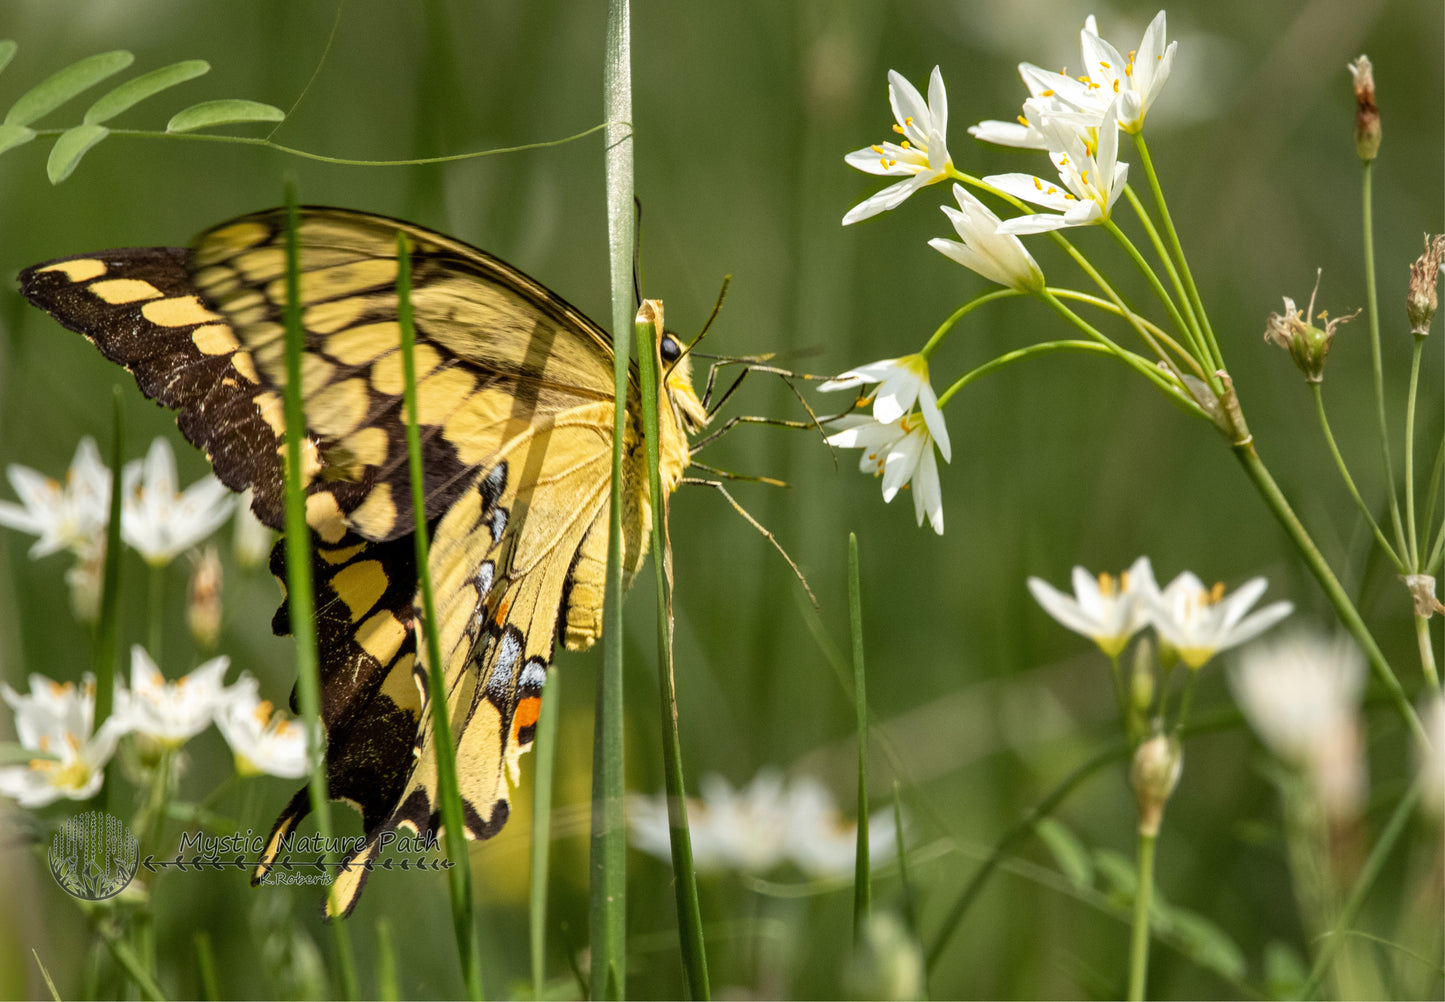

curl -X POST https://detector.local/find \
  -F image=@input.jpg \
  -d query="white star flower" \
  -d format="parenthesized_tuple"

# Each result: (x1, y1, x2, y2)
(825, 412, 946, 535)
(843, 67, 953, 225)
(929, 184, 1045, 292)
(986, 100, 1129, 235)
(214, 675, 310, 779)
(121, 437, 235, 566)
(1146, 571, 1293, 669)
(1027, 556, 1158, 658)
(0, 437, 112, 559)
(1229, 631, 1367, 819)
(969, 11, 1176, 143)
(628, 769, 897, 877)
(0, 674, 130, 808)
(126, 645, 230, 748)
(818, 354, 951, 458)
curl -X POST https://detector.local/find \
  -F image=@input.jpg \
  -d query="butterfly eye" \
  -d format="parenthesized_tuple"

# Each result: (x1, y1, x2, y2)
(659, 334, 683, 363)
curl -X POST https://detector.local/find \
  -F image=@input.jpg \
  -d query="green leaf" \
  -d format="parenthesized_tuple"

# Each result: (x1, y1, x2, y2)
(0, 40, 17, 76)
(84, 59, 209, 124)
(1034, 818, 1093, 888)
(1167, 907, 1247, 981)
(0, 122, 35, 155)
(165, 98, 283, 133)
(1263, 940, 1308, 1000)
(3, 50, 133, 126)
(47, 122, 108, 183)
(1091, 847, 1138, 905)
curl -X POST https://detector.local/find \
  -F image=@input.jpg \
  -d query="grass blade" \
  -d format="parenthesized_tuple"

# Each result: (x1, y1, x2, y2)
(396, 232, 485, 1000)
(591, 0, 634, 996)
(637, 306, 710, 998)
(530, 665, 561, 998)
(0, 41, 16, 77)
(848, 532, 870, 936)
(166, 98, 283, 133)
(4, 49, 133, 126)
(280, 187, 359, 1000)
(84, 59, 210, 124)
(93, 387, 125, 731)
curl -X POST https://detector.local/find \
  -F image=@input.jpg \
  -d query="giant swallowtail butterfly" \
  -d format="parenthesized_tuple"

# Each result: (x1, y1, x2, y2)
(19, 207, 706, 917)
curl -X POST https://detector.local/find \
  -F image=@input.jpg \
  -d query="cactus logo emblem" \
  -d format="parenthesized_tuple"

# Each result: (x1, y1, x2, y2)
(48, 811, 138, 901)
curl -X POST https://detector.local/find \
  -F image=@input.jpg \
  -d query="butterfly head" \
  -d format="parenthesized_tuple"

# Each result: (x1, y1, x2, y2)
(660, 332, 709, 434)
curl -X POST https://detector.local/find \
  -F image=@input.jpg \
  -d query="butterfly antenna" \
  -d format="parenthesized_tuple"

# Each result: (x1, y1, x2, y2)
(682, 478, 818, 608)
(682, 275, 731, 358)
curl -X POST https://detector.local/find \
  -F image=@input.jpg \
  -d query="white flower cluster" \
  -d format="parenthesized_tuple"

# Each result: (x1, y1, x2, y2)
(0, 646, 310, 808)
(827, 12, 1177, 531)
(1027, 555, 1293, 669)
(628, 769, 898, 878)
(0, 437, 253, 620)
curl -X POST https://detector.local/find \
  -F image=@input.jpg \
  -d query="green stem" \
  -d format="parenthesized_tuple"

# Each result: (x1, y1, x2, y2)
(1122, 184, 1204, 348)
(848, 533, 871, 937)
(1360, 161, 1409, 557)
(1232, 441, 1426, 743)
(1103, 218, 1204, 369)
(1173, 670, 1198, 732)
(397, 234, 484, 1000)
(1404, 338, 1425, 562)
(1132, 135, 1224, 371)
(1040, 291, 1204, 402)
(919, 288, 1021, 359)
(1298, 781, 1424, 1000)
(530, 667, 561, 1000)
(1413, 614, 1440, 690)
(1127, 832, 1157, 1002)
(1309, 383, 1403, 570)
(1048, 289, 1202, 374)
(1421, 435, 1445, 572)
(147, 562, 164, 665)
(1107, 652, 1129, 730)
(637, 314, 710, 1000)
(94, 388, 125, 732)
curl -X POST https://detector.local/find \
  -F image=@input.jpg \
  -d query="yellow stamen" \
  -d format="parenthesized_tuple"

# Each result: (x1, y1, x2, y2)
(899, 140, 911, 149)
(1033, 177, 1044, 191)
(1040, 89, 1055, 97)
(904, 116, 915, 126)
(1062, 192, 1075, 200)
(1081, 169, 1090, 185)
(1208, 582, 1226, 604)
(1112, 79, 1120, 93)
(1016, 115, 1030, 127)
(893, 123, 906, 135)
(871, 144, 883, 154)
(1099, 60, 1111, 70)
(1097, 572, 1118, 597)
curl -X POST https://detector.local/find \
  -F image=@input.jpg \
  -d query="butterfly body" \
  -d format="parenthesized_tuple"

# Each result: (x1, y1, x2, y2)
(19, 207, 704, 916)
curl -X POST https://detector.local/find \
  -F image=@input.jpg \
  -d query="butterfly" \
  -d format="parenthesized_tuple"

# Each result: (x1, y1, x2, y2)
(19, 206, 708, 917)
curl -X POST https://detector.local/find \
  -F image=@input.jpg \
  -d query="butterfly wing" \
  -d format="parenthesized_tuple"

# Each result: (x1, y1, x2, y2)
(18, 207, 684, 916)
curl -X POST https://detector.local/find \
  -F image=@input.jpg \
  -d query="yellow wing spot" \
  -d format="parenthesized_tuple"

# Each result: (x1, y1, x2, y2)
(228, 245, 288, 283)
(192, 323, 241, 356)
(192, 265, 241, 297)
(194, 221, 271, 267)
(308, 378, 370, 438)
(305, 297, 371, 336)
(444, 390, 516, 466)
(90, 278, 164, 304)
(142, 296, 223, 328)
(231, 349, 260, 384)
(326, 321, 400, 367)
(357, 609, 407, 664)
(380, 653, 421, 711)
(265, 258, 399, 309)
(301, 354, 336, 398)
(349, 482, 397, 539)
(305, 491, 348, 544)
(343, 426, 389, 468)
(416, 367, 477, 426)
(219, 288, 269, 326)
(370, 343, 440, 396)
(254, 392, 286, 437)
(39, 258, 106, 282)
(330, 559, 389, 622)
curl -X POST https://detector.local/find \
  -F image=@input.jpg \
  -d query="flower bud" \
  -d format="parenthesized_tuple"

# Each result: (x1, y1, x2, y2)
(1264, 271, 1358, 383)
(1406, 235, 1443, 337)
(1348, 56, 1380, 162)
(1131, 731, 1182, 837)
(1129, 636, 1156, 740)
(187, 545, 223, 650)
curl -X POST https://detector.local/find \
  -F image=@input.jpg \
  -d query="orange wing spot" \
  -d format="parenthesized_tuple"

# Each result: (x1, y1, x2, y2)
(513, 696, 542, 735)
(492, 596, 513, 626)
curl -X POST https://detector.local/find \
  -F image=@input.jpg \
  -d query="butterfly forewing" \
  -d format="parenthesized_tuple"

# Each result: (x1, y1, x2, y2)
(17, 206, 703, 917)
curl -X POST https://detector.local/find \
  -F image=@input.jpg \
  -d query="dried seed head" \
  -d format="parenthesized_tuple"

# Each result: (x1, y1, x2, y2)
(1264, 271, 1358, 383)
(1406, 234, 1444, 337)
(1348, 56, 1380, 162)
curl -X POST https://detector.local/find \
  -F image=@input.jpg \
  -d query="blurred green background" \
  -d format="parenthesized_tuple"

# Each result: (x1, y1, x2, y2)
(0, 0, 1439, 998)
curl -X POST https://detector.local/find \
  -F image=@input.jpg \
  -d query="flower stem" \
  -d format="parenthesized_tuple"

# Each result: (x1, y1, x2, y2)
(148, 563, 164, 665)
(1122, 184, 1204, 348)
(920, 288, 1021, 358)
(1232, 440, 1427, 742)
(1103, 218, 1206, 372)
(1309, 384, 1403, 570)
(1414, 614, 1440, 690)
(1132, 135, 1224, 371)
(1360, 161, 1409, 557)
(1404, 337, 1425, 562)
(1127, 831, 1157, 1002)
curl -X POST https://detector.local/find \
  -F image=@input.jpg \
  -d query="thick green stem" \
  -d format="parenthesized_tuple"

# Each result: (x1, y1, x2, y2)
(1232, 441, 1426, 742)
(1126, 832, 1157, 1002)
(1414, 614, 1440, 690)
(1404, 338, 1425, 561)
